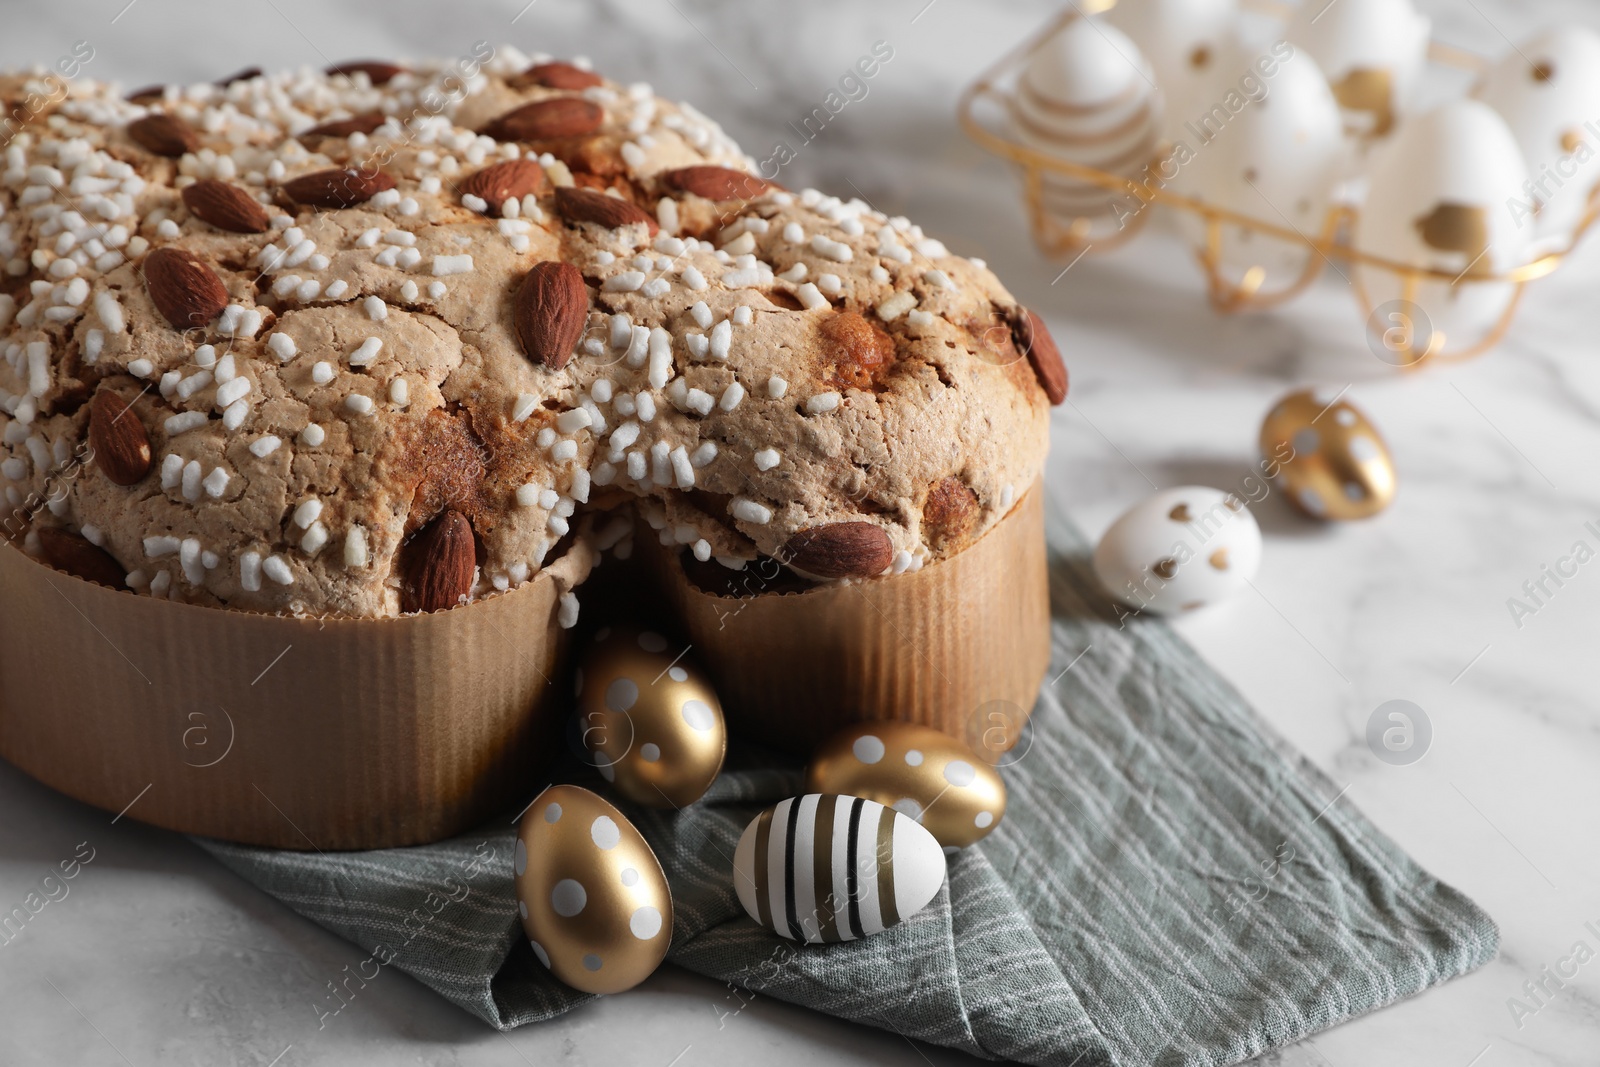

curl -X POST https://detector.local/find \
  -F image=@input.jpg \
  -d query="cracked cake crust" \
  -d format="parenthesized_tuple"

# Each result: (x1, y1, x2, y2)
(0, 47, 1061, 618)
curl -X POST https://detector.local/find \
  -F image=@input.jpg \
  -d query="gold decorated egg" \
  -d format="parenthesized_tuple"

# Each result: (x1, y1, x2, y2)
(576, 626, 726, 808)
(804, 722, 1006, 849)
(515, 784, 672, 995)
(1260, 389, 1396, 521)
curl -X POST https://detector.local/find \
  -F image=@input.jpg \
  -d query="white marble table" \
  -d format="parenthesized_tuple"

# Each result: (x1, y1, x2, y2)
(3, 1, 1598, 1064)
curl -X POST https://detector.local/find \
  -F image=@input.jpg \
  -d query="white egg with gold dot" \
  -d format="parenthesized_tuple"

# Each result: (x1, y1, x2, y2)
(1093, 486, 1262, 615)
(1106, 0, 1238, 141)
(1354, 100, 1530, 356)
(1169, 33, 1345, 291)
(1472, 26, 1600, 247)
(1287, 0, 1430, 142)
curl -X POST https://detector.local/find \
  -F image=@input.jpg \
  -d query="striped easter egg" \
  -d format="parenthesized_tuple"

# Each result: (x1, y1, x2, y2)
(732, 794, 946, 943)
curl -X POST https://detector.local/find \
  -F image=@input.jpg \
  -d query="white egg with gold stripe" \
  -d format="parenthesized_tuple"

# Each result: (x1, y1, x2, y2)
(732, 793, 946, 943)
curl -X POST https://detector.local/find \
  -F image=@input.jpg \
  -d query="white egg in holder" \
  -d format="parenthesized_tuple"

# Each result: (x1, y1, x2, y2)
(1286, 0, 1430, 144)
(1354, 100, 1530, 355)
(1093, 486, 1263, 615)
(1105, 0, 1238, 143)
(1472, 26, 1600, 250)
(1169, 33, 1345, 294)
(1008, 14, 1162, 226)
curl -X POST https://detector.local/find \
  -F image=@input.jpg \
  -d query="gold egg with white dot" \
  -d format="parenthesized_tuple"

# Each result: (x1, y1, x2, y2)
(805, 722, 1006, 848)
(1261, 389, 1396, 521)
(515, 784, 672, 995)
(575, 626, 726, 808)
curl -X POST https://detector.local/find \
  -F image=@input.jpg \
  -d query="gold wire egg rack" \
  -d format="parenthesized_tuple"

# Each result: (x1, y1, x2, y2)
(956, 1, 1600, 366)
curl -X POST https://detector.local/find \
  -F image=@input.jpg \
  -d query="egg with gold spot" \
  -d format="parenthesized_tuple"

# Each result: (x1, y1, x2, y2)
(1261, 388, 1396, 520)
(805, 722, 1006, 849)
(575, 625, 726, 808)
(515, 784, 672, 994)
(1093, 486, 1261, 614)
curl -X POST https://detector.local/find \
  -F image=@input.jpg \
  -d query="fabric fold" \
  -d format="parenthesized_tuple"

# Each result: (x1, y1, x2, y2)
(194, 501, 1497, 1066)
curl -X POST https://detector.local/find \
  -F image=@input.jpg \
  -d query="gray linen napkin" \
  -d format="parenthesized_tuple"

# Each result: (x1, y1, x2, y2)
(197, 498, 1497, 1066)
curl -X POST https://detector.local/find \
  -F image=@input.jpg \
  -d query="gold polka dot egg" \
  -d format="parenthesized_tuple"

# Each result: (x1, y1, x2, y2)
(575, 626, 726, 808)
(515, 785, 672, 995)
(1260, 389, 1395, 520)
(805, 723, 1007, 849)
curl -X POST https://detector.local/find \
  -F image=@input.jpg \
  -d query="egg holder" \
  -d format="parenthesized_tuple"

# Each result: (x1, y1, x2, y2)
(957, 4, 1600, 366)
(0, 535, 595, 850)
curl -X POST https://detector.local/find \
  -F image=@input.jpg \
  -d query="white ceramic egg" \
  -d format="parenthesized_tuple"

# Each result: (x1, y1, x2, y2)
(1105, 0, 1239, 141)
(1170, 34, 1344, 289)
(733, 794, 946, 943)
(1093, 486, 1262, 615)
(1011, 15, 1161, 221)
(1354, 100, 1531, 353)
(1286, 0, 1430, 141)
(1472, 27, 1600, 246)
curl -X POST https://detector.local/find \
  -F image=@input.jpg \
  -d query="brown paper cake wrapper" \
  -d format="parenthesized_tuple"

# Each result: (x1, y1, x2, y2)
(0, 539, 594, 850)
(654, 479, 1051, 755)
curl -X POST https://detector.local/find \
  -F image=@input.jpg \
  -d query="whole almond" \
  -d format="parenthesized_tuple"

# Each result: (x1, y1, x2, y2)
(127, 113, 199, 158)
(661, 165, 779, 200)
(781, 522, 893, 580)
(553, 187, 658, 234)
(485, 97, 604, 141)
(300, 112, 387, 140)
(459, 159, 546, 212)
(36, 527, 126, 589)
(325, 60, 406, 85)
(402, 509, 475, 613)
(181, 178, 271, 234)
(514, 61, 602, 90)
(281, 166, 396, 208)
(143, 247, 229, 330)
(125, 83, 165, 103)
(1012, 307, 1067, 405)
(515, 261, 589, 370)
(88, 391, 153, 485)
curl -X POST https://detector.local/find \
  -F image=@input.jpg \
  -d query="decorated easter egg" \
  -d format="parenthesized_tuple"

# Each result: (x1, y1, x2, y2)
(515, 785, 672, 995)
(575, 626, 726, 808)
(1472, 27, 1600, 246)
(1261, 388, 1395, 520)
(1106, 0, 1237, 135)
(1286, 0, 1430, 141)
(733, 794, 945, 943)
(1354, 100, 1530, 357)
(805, 722, 1006, 849)
(1093, 486, 1262, 614)
(1010, 14, 1161, 222)
(1172, 33, 1345, 290)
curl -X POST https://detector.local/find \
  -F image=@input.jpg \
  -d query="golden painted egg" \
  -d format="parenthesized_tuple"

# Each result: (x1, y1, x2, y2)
(575, 626, 726, 808)
(804, 722, 1007, 849)
(515, 784, 672, 995)
(1261, 389, 1396, 521)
